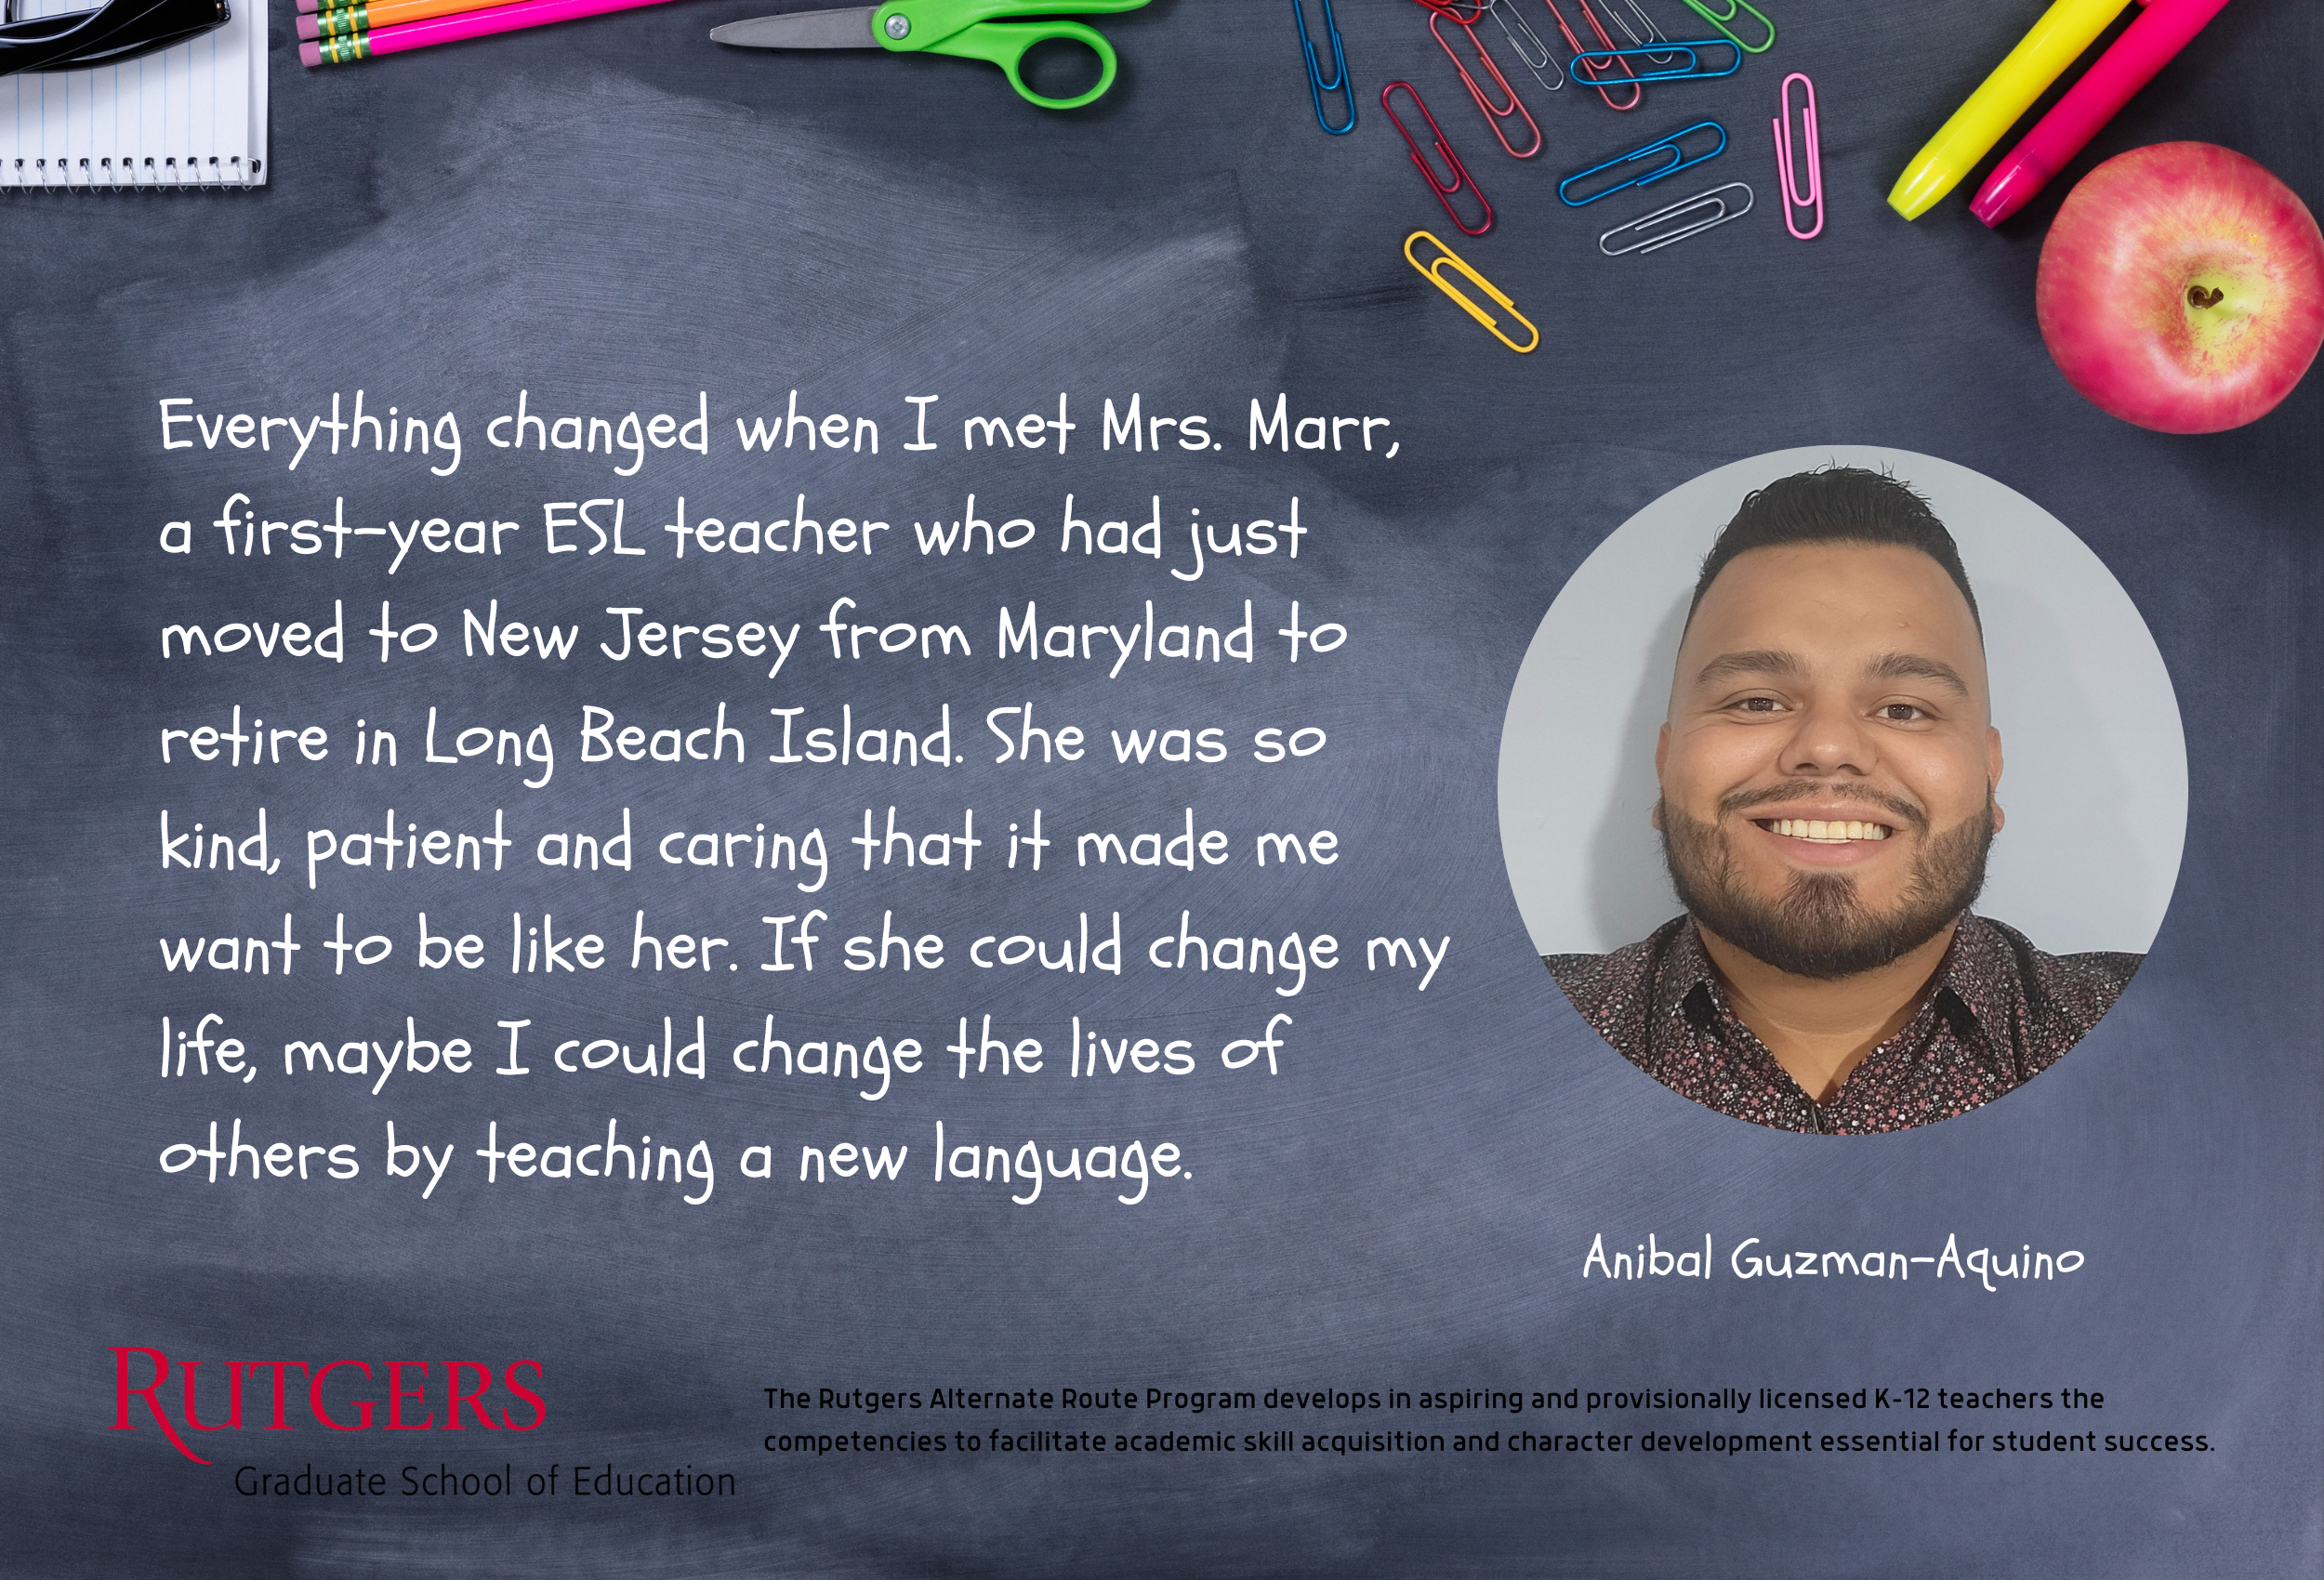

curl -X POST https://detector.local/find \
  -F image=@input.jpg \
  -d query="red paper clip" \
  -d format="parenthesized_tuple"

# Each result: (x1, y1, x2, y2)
(1539, 0, 1642, 110)
(1428, 7, 1542, 158)
(1406, 0, 1488, 21)
(1382, 81, 1493, 236)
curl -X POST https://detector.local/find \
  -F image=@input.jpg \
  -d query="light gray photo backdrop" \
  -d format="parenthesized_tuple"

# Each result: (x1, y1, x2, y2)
(1500, 445, 2188, 958)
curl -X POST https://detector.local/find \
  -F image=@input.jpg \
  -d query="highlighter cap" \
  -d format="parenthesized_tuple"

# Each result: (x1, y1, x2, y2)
(1971, 153, 2058, 228)
(1888, 163, 1961, 221)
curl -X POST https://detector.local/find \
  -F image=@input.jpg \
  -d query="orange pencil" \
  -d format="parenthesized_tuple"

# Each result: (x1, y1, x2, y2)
(297, 0, 520, 39)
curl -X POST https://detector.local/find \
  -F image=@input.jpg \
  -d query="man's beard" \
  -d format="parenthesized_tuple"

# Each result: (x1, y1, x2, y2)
(1657, 784, 1995, 981)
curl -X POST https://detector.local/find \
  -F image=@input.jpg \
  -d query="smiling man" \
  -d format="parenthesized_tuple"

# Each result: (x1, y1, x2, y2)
(1546, 468, 2139, 1134)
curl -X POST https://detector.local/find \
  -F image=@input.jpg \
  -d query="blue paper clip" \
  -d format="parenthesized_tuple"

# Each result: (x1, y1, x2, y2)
(1557, 121, 1726, 207)
(1291, 0, 1356, 135)
(1566, 39, 1739, 83)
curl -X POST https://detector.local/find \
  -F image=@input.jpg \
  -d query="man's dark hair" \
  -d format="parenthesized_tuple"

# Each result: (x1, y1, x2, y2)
(1687, 467, 1981, 633)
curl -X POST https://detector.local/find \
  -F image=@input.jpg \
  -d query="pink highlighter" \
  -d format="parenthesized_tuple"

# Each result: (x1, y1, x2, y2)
(1971, 0, 2234, 226)
(299, 0, 681, 65)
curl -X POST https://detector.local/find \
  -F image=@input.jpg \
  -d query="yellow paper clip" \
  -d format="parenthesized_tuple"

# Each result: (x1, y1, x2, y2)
(1403, 230, 1538, 353)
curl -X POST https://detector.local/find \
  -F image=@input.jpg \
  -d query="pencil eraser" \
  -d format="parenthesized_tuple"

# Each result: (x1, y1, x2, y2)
(296, 13, 319, 38)
(299, 39, 323, 65)
(296, 0, 318, 13)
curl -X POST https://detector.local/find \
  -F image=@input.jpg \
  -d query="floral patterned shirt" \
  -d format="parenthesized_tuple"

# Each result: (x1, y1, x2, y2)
(1546, 915, 2139, 1134)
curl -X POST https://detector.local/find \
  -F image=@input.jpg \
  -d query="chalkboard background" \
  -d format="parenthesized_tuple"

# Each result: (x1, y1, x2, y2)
(3, 1, 2317, 1573)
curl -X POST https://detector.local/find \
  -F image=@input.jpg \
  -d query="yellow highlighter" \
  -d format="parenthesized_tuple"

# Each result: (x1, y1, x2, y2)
(1888, 0, 2134, 219)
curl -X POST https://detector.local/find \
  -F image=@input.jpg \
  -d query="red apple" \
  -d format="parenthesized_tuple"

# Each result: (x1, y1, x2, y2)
(2036, 142, 2324, 433)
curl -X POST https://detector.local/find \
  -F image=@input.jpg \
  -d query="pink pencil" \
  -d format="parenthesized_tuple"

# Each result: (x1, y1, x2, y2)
(300, 0, 682, 64)
(1970, 0, 2235, 226)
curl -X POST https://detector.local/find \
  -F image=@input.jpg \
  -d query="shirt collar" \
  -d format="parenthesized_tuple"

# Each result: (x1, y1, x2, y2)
(1649, 916, 1721, 1039)
(1926, 914, 2017, 1043)
(1657, 913, 2014, 1047)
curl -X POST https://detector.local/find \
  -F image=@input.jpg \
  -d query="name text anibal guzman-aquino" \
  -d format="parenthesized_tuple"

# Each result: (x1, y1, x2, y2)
(1583, 1233, 2084, 1290)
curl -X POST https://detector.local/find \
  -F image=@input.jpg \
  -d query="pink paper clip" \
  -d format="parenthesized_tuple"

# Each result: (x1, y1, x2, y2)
(1383, 81, 1495, 236)
(1429, 7, 1543, 158)
(1772, 71, 1823, 239)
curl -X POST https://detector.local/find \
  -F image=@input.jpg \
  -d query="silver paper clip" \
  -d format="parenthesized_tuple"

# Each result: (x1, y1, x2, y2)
(1479, 0, 1562, 92)
(1598, 180, 1753, 254)
(1568, 38, 1739, 82)
(1773, 71, 1822, 239)
(1558, 120, 1725, 206)
(1599, 0, 1679, 66)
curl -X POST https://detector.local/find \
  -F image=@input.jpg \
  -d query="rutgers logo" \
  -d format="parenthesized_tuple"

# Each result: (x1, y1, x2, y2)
(112, 1348, 545, 1465)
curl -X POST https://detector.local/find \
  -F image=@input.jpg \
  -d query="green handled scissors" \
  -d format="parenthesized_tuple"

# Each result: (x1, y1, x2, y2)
(710, 0, 1151, 111)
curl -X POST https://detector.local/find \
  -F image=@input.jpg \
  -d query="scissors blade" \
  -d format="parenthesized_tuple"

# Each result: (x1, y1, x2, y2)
(709, 5, 877, 47)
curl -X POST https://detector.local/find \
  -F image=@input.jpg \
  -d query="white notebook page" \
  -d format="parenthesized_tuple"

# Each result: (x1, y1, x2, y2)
(0, 0, 267, 189)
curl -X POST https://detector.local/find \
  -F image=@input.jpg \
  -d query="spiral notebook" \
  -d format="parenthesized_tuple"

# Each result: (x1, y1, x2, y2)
(0, 0, 267, 189)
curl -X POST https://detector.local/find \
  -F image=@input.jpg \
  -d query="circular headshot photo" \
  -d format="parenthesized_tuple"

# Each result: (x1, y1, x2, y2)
(1500, 447, 2186, 1135)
